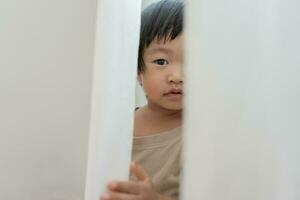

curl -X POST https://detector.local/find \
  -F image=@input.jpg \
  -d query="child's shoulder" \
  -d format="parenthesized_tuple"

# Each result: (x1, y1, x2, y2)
(133, 106, 148, 136)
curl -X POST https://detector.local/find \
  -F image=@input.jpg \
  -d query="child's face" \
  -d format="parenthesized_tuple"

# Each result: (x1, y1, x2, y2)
(138, 34, 184, 111)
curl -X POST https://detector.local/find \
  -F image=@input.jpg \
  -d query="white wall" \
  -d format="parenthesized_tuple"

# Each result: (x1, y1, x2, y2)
(0, 0, 96, 199)
(142, 0, 161, 8)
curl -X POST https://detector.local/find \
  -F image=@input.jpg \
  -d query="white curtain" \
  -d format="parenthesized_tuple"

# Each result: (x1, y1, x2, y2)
(84, 1, 142, 200)
(183, 0, 300, 199)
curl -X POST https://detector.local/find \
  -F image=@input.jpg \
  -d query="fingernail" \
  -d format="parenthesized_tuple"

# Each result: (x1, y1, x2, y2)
(108, 181, 118, 189)
(101, 193, 110, 200)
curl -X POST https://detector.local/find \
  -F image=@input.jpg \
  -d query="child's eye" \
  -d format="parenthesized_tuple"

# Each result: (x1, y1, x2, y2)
(153, 59, 169, 66)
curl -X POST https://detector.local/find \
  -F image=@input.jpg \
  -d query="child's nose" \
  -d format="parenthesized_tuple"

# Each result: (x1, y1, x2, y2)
(168, 68, 184, 84)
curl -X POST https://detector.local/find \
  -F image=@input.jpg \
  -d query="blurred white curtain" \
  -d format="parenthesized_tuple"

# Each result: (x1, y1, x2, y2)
(84, 1, 141, 200)
(183, 0, 300, 199)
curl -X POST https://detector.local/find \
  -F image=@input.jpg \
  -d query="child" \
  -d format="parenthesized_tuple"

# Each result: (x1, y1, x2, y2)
(100, 0, 184, 199)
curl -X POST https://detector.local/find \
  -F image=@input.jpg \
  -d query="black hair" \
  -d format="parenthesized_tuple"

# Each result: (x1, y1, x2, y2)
(138, 0, 184, 74)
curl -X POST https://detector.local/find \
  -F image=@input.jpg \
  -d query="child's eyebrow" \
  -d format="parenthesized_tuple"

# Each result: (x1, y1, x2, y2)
(147, 47, 173, 55)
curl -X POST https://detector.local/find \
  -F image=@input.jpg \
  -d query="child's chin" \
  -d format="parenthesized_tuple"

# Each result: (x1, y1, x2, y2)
(164, 104, 183, 111)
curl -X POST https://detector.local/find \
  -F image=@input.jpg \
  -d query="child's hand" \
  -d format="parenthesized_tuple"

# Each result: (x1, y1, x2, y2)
(100, 162, 173, 200)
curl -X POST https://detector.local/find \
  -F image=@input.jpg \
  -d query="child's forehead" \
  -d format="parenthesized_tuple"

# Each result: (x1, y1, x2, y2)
(145, 35, 184, 55)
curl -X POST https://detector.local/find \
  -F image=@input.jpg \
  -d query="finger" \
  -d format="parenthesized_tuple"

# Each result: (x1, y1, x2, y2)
(107, 180, 140, 194)
(100, 193, 110, 200)
(103, 191, 136, 200)
(130, 162, 151, 182)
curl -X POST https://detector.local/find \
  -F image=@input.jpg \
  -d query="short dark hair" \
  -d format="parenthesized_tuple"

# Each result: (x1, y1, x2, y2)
(138, 0, 184, 74)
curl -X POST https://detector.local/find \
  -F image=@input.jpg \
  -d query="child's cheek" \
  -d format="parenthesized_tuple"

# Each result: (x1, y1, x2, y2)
(144, 83, 160, 99)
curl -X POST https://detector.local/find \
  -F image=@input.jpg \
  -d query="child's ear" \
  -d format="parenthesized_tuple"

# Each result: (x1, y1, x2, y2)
(137, 74, 143, 86)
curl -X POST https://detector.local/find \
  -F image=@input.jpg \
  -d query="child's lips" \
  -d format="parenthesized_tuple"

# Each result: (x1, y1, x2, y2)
(165, 88, 183, 95)
(164, 89, 183, 100)
(164, 93, 183, 101)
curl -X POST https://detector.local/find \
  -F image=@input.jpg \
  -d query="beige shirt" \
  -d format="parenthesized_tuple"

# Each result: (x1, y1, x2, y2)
(130, 126, 182, 199)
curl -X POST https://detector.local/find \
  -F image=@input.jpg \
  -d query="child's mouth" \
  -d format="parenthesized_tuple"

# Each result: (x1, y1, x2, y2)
(164, 89, 183, 101)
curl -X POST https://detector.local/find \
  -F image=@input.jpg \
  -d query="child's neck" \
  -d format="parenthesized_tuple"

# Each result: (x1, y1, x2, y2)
(145, 104, 182, 120)
(134, 104, 182, 137)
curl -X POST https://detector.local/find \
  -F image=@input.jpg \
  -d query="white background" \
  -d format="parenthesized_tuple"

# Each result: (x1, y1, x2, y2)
(0, 0, 96, 199)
